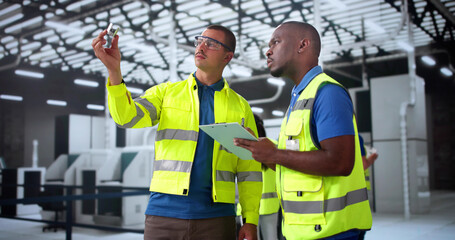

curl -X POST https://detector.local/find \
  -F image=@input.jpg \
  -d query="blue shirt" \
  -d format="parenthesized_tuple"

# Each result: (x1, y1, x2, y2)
(288, 66, 354, 148)
(145, 73, 235, 219)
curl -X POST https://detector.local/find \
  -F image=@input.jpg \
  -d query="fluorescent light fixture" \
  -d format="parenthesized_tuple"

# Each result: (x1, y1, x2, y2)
(66, 0, 97, 11)
(397, 41, 414, 52)
(74, 79, 99, 87)
(440, 67, 453, 77)
(251, 107, 264, 113)
(421, 56, 436, 66)
(15, 69, 44, 78)
(0, 13, 23, 28)
(127, 86, 144, 95)
(87, 104, 104, 111)
(5, 16, 43, 34)
(364, 20, 386, 34)
(272, 110, 284, 117)
(46, 99, 67, 106)
(0, 94, 23, 101)
(267, 78, 285, 86)
(0, 4, 21, 16)
(45, 21, 83, 32)
(327, 0, 347, 10)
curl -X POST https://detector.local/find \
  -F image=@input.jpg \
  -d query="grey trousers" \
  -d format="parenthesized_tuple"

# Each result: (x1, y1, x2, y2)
(144, 215, 236, 240)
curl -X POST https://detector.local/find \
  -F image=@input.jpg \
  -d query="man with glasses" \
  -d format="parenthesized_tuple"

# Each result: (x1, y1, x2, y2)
(92, 25, 262, 240)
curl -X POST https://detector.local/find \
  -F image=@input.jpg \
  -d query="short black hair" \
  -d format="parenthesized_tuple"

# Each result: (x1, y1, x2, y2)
(253, 114, 266, 138)
(280, 21, 321, 57)
(206, 25, 236, 53)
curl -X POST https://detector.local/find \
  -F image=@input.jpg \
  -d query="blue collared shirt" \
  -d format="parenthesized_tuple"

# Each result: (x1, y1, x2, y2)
(286, 66, 354, 148)
(145, 72, 234, 219)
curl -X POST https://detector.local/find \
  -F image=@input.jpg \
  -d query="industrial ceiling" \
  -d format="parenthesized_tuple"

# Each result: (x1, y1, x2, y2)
(0, 0, 454, 118)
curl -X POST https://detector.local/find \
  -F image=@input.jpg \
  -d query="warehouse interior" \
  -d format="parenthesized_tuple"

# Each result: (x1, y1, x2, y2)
(0, 0, 454, 239)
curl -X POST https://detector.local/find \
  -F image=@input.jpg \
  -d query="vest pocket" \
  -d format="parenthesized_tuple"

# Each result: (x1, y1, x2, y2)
(285, 117, 303, 137)
(283, 169, 322, 192)
(282, 169, 326, 225)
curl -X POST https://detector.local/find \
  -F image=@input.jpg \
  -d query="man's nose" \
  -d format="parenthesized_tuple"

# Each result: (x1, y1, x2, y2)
(197, 41, 207, 51)
(265, 48, 272, 57)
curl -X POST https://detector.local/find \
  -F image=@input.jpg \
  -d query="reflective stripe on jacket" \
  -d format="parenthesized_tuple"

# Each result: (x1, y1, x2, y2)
(276, 73, 372, 239)
(106, 73, 263, 225)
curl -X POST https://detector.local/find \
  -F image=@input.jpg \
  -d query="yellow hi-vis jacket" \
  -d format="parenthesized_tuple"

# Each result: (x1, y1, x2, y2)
(106, 73, 263, 225)
(237, 138, 280, 217)
(276, 73, 372, 239)
(260, 139, 280, 215)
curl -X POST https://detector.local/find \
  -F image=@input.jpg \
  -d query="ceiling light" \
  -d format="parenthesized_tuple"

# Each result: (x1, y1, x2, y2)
(74, 79, 99, 87)
(327, 0, 347, 10)
(45, 21, 83, 32)
(15, 69, 44, 78)
(0, 4, 21, 16)
(127, 86, 144, 95)
(87, 104, 105, 111)
(47, 99, 67, 106)
(0, 13, 23, 28)
(267, 78, 285, 86)
(251, 107, 264, 113)
(440, 67, 453, 77)
(397, 41, 414, 52)
(421, 56, 436, 66)
(364, 19, 386, 34)
(272, 110, 284, 117)
(66, 0, 97, 11)
(0, 94, 23, 101)
(5, 16, 43, 34)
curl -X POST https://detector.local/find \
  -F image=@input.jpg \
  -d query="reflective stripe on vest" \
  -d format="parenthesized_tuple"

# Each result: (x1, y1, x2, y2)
(281, 188, 368, 214)
(293, 98, 315, 111)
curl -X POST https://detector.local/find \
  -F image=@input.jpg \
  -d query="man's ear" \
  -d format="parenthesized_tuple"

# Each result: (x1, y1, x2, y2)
(298, 39, 310, 53)
(224, 52, 234, 63)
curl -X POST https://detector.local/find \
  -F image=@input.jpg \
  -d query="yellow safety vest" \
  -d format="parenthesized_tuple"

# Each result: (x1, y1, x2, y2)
(276, 73, 372, 239)
(107, 73, 263, 225)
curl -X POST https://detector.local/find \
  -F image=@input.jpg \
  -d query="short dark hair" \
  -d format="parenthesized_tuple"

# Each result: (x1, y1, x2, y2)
(206, 25, 236, 53)
(253, 114, 266, 138)
(280, 21, 321, 57)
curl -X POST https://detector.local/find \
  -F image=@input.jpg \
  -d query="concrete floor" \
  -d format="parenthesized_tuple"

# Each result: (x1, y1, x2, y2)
(1, 190, 454, 240)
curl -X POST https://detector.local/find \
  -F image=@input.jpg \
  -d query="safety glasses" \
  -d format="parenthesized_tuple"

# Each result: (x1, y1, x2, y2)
(194, 35, 233, 52)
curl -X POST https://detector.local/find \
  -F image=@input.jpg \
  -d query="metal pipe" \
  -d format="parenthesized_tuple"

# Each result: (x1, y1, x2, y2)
(169, 10, 178, 83)
(313, 0, 323, 67)
(399, 0, 416, 221)
(248, 85, 284, 105)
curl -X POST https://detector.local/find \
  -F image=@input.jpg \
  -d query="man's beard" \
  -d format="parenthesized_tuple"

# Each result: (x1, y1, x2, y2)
(270, 67, 283, 78)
